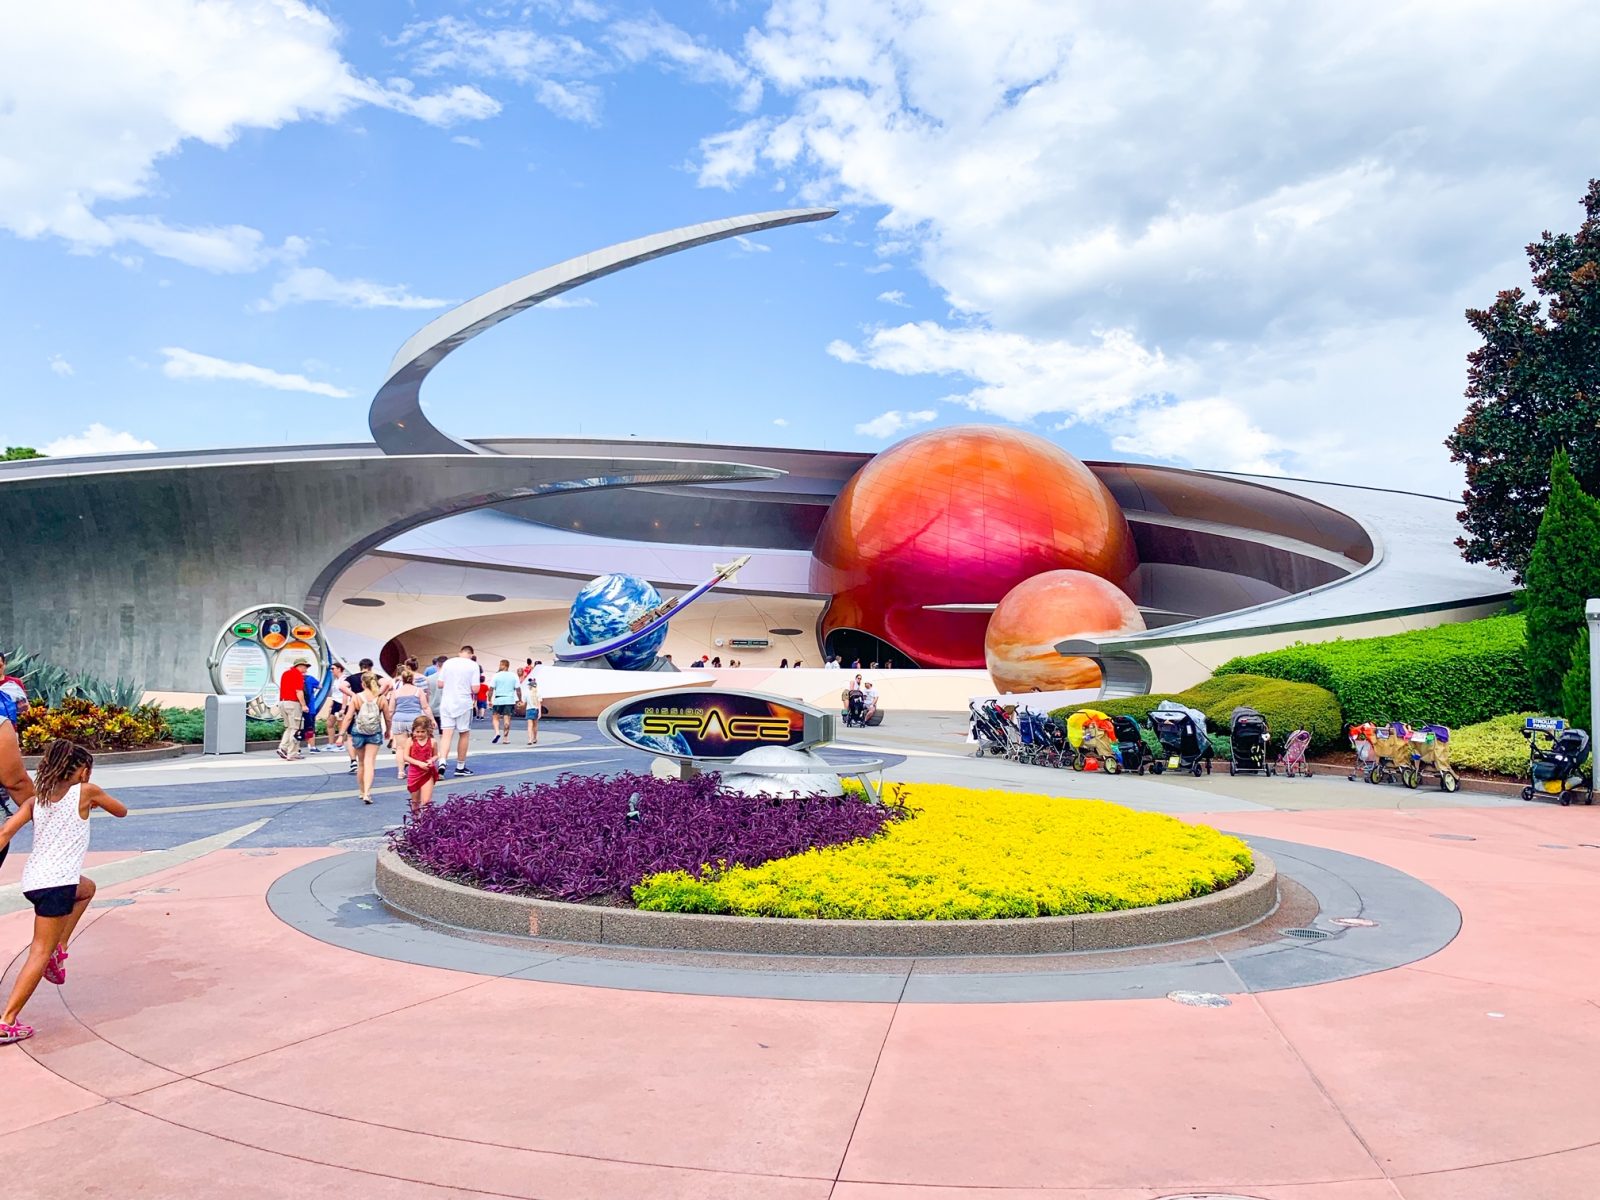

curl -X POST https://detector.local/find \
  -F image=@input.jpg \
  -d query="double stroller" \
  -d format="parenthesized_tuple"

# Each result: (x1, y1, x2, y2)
(1522, 717, 1593, 806)
(1148, 701, 1213, 776)
(1349, 721, 1460, 792)
(1228, 706, 1273, 776)
(969, 701, 1009, 756)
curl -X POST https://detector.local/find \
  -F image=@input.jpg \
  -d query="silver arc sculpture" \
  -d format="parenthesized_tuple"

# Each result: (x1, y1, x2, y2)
(370, 208, 839, 455)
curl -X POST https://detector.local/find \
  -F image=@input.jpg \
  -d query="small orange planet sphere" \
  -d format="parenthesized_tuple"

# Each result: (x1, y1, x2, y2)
(984, 569, 1146, 693)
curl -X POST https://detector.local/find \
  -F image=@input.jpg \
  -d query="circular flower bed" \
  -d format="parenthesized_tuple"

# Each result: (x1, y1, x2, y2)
(390, 776, 1251, 922)
(634, 785, 1251, 919)
(389, 772, 901, 903)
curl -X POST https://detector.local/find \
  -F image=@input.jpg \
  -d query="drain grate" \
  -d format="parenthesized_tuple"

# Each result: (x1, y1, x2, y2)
(1281, 927, 1332, 940)
(99, 898, 136, 908)
(241, 849, 278, 857)
(1429, 833, 1477, 841)
(1538, 844, 1572, 850)
(1156, 1194, 1267, 1200)
(1332, 916, 1379, 928)
(1167, 990, 1231, 1008)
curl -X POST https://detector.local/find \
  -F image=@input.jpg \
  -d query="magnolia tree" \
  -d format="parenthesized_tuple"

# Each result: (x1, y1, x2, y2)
(1447, 179, 1600, 582)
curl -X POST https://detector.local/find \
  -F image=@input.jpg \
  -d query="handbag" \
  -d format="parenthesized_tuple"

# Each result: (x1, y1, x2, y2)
(513, 699, 527, 718)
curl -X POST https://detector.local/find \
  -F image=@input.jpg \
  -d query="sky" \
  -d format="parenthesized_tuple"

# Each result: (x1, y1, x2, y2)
(2, 1, 1597, 493)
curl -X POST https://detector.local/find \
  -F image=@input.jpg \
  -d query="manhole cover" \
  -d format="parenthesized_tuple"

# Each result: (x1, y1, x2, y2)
(99, 898, 136, 908)
(1332, 917, 1378, 928)
(1429, 833, 1477, 841)
(1167, 991, 1231, 1008)
(1282, 927, 1332, 940)
(241, 850, 278, 857)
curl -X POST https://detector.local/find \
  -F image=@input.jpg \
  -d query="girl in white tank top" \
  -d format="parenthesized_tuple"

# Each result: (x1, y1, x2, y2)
(0, 740, 128, 1045)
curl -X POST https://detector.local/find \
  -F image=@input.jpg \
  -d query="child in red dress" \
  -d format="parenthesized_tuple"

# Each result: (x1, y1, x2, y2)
(403, 715, 441, 816)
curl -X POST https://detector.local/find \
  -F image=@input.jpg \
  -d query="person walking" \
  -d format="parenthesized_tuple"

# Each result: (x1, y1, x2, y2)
(0, 741, 128, 1045)
(276, 658, 308, 761)
(347, 673, 387, 804)
(519, 664, 541, 745)
(326, 662, 348, 753)
(437, 646, 479, 776)
(402, 714, 441, 816)
(387, 667, 427, 782)
(489, 659, 518, 744)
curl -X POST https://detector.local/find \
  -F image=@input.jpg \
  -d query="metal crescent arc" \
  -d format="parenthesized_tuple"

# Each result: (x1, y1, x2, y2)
(370, 208, 839, 455)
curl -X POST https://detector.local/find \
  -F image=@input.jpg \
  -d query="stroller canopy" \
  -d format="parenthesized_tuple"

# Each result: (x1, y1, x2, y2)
(1230, 705, 1268, 734)
(1151, 700, 1208, 736)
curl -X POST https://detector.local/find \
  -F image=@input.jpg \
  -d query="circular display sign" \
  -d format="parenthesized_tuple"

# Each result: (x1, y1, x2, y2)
(217, 641, 272, 698)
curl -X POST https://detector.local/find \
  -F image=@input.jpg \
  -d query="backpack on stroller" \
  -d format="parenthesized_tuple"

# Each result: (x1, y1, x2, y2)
(1228, 706, 1272, 776)
(1277, 728, 1312, 778)
(1521, 717, 1594, 806)
(844, 687, 869, 727)
(1148, 702, 1212, 776)
(1109, 714, 1150, 774)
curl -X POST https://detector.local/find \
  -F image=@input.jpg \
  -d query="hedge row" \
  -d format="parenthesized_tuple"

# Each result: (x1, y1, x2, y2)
(1051, 673, 1344, 753)
(1214, 614, 1532, 729)
(1448, 712, 1541, 777)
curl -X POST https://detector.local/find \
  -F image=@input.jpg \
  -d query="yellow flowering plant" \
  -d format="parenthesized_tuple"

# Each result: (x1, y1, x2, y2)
(632, 784, 1253, 920)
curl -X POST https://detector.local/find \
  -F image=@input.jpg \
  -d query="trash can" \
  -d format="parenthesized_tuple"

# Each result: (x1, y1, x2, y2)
(203, 694, 246, 755)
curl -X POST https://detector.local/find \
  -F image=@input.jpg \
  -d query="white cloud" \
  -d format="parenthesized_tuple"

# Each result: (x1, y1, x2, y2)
(394, 16, 603, 124)
(703, 1, 1600, 488)
(160, 347, 351, 399)
(540, 295, 597, 309)
(772, 417, 789, 426)
(607, 14, 762, 111)
(452, 134, 483, 148)
(863, 263, 893, 274)
(48, 354, 74, 377)
(855, 409, 937, 439)
(733, 235, 771, 253)
(255, 267, 455, 313)
(877, 290, 908, 306)
(42, 423, 156, 457)
(0, 2, 497, 270)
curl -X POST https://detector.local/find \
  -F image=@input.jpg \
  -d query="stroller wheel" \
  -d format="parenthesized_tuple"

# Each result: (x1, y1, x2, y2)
(1400, 767, 1419, 790)
(1560, 790, 1572, 807)
(1521, 785, 1534, 802)
(1228, 762, 1237, 776)
(1439, 771, 1460, 794)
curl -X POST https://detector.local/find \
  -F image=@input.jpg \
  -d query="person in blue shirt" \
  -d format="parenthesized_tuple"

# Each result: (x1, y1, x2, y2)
(489, 658, 519, 744)
(0, 688, 36, 872)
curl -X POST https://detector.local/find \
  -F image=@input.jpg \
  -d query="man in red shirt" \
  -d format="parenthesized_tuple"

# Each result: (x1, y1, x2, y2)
(276, 659, 308, 762)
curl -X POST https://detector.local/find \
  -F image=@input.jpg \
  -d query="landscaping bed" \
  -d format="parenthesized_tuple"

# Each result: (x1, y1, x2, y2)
(389, 775, 1253, 921)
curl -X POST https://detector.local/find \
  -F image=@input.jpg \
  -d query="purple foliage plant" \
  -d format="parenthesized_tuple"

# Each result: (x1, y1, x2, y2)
(390, 771, 903, 902)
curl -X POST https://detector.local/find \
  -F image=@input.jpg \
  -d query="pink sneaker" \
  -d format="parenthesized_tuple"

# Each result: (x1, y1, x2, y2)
(43, 947, 67, 986)
(0, 1022, 34, 1044)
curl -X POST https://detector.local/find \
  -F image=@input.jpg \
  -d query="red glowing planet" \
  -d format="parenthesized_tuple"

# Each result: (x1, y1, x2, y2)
(811, 425, 1138, 668)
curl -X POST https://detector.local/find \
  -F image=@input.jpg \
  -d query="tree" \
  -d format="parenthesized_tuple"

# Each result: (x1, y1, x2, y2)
(1, 447, 42, 460)
(1447, 179, 1600, 582)
(1523, 452, 1600, 712)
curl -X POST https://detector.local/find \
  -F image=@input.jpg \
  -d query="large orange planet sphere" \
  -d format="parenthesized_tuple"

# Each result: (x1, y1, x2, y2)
(811, 425, 1138, 668)
(984, 570, 1146, 692)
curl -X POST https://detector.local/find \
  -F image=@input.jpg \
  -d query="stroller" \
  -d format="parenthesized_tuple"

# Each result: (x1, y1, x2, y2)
(1521, 717, 1593, 806)
(970, 701, 1008, 757)
(1148, 701, 1213, 776)
(1109, 714, 1151, 775)
(1016, 708, 1066, 767)
(1277, 728, 1312, 778)
(1405, 724, 1459, 793)
(844, 687, 870, 728)
(1228, 706, 1273, 776)
(1065, 709, 1111, 770)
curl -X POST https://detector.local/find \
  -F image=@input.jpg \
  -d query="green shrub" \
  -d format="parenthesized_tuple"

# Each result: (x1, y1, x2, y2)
(1524, 453, 1600, 711)
(1053, 674, 1343, 753)
(1214, 614, 1531, 728)
(161, 707, 300, 745)
(1559, 630, 1592, 727)
(1449, 712, 1541, 777)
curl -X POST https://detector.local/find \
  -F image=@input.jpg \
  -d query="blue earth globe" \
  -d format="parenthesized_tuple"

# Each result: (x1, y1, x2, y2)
(567, 572, 669, 670)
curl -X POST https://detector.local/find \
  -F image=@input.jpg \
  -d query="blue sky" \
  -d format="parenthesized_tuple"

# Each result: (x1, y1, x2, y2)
(3, 2, 1597, 490)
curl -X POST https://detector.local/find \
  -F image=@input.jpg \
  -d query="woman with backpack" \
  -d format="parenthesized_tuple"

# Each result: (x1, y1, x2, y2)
(345, 672, 387, 804)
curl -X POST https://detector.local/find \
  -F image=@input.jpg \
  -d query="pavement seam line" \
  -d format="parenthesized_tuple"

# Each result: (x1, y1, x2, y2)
(828, 964, 911, 1196)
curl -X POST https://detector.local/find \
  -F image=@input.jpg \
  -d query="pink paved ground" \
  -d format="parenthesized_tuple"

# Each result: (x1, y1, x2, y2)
(2, 806, 1598, 1199)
